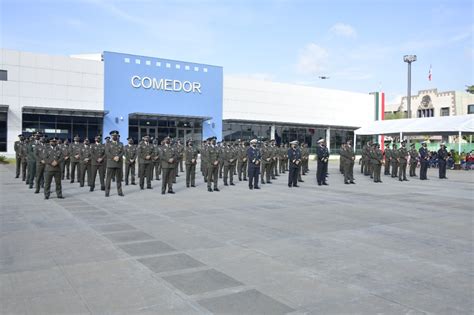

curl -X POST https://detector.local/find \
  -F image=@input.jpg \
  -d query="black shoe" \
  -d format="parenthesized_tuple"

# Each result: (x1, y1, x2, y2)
(131, 182, 137, 185)
(322, 182, 328, 186)
(230, 183, 235, 186)
(208, 188, 213, 192)
(125, 182, 129, 186)
(118, 192, 124, 196)
(57, 196, 65, 199)
(101, 187, 105, 191)
(350, 181, 355, 184)
(80, 184, 84, 187)
(239, 178, 242, 181)
(267, 181, 272, 184)
(34, 190, 39, 194)
(168, 190, 175, 194)
(224, 183, 228, 186)
(288, 184, 292, 187)
(15, 175, 19, 178)
(176, 175, 180, 177)
(249, 186, 253, 190)
(162, 191, 166, 195)
(147, 186, 152, 189)
(254, 186, 260, 189)
(70, 180, 74, 183)
(379, 181, 383, 183)
(105, 193, 110, 197)
(44, 195, 50, 200)
(293, 185, 300, 187)
(399, 179, 403, 181)
(318, 183, 322, 186)
(403, 179, 409, 181)
(243, 178, 247, 181)
(186, 184, 190, 188)
(90, 187, 94, 192)
(29, 185, 33, 189)
(344, 181, 349, 184)
(298, 180, 304, 182)
(261, 181, 266, 184)
(214, 188, 220, 192)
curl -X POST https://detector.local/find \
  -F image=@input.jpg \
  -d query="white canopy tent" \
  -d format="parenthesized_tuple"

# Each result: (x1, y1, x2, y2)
(354, 115, 474, 153)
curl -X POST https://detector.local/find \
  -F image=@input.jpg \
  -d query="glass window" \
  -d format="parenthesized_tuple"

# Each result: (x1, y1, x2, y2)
(468, 104, 474, 114)
(0, 69, 7, 81)
(129, 126, 138, 142)
(129, 118, 139, 126)
(0, 112, 7, 152)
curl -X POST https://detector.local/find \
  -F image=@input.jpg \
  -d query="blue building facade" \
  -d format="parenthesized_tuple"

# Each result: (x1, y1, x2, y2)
(103, 51, 223, 142)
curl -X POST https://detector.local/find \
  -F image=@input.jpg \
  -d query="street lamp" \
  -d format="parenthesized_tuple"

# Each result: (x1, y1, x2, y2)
(403, 55, 417, 118)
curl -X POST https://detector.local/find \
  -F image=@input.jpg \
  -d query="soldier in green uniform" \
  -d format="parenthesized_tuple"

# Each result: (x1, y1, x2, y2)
(14, 134, 25, 178)
(171, 139, 179, 184)
(124, 137, 137, 186)
(105, 130, 124, 197)
(369, 143, 377, 179)
(43, 137, 64, 199)
(177, 139, 184, 174)
(391, 142, 399, 178)
(70, 136, 82, 183)
(397, 140, 409, 181)
(373, 143, 383, 183)
(90, 135, 106, 191)
(201, 139, 209, 181)
(152, 138, 161, 181)
(34, 136, 47, 193)
(223, 141, 238, 186)
(79, 138, 92, 187)
(260, 141, 272, 184)
(339, 143, 345, 174)
(383, 142, 391, 176)
(270, 140, 278, 179)
(409, 143, 418, 177)
(362, 141, 371, 176)
(340, 140, 356, 184)
(301, 143, 310, 175)
(184, 140, 198, 187)
(138, 134, 154, 190)
(60, 138, 71, 180)
(237, 140, 248, 181)
(160, 136, 176, 194)
(26, 133, 40, 189)
(218, 141, 224, 179)
(207, 137, 220, 192)
(20, 137, 29, 182)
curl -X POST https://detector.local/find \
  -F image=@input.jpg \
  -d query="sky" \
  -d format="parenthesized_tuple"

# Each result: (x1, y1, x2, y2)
(1, 0, 472, 104)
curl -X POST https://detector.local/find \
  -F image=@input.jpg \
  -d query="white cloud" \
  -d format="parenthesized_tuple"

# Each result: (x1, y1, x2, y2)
(228, 73, 275, 81)
(329, 23, 357, 38)
(296, 43, 329, 75)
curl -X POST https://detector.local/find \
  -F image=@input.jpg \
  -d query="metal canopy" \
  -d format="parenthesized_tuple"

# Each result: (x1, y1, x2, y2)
(22, 106, 107, 118)
(129, 112, 212, 122)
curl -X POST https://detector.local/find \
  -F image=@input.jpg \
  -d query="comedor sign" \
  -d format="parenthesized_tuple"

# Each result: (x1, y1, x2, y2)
(131, 75, 202, 94)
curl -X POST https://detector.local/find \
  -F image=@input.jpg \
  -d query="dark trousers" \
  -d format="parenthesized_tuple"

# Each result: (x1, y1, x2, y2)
(316, 160, 328, 184)
(363, 159, 370, 175)
(288, 164, 298, 187)
(91, 163, 106, 189)
(27, 161, 36, 188)
(238, 160, 247, 180)
(409, 162, 417, 176)
(80, 163, 91, 186)
(125, 162, 135, 184)
(105, 167, 122, 195)
(179, 159, 184, 172)
(139, 163, 152, 188)
(44, 171, 62, 198)
(391, 161, 398, 177)
(70, 161, 80, 182)
(35, 163, 45, 192)
(248, 165, 260, 188)
(161, 167, 174, 193)
(224, 164, 235, 184)
(218, 162, 224, 178)
(420, 161, 428, 179)
(153, 162, 160, 180)
(16, 157, 21, 177)
(384, 159, 391, 175)
(207, 164, 219, 189)
(21, 159, 27, 181)
(373, 164, 382, 182)
(398, 161, 407, 180)
(261, 162, 271, 183)
(61, 158, 70, 179)
(439, 160, 447, 178)
(186, 163, 196, 186)
(279, 159, 286, 173)
(343, 161, 354, 182)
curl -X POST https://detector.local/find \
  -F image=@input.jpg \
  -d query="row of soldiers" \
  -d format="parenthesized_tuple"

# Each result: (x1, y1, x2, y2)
(358, 140, 449, 182)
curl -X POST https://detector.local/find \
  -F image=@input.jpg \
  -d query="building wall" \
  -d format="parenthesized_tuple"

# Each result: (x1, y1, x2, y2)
(0, 48, 103, 155)
(223, 76, 373, 128)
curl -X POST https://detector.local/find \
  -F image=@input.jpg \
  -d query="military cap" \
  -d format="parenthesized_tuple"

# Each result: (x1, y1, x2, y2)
(250, 139, 258, 144)
(317, 138, 325, 143)
(421, 140, 427, 144)
(109, 130, 119, 136)
(164, 136, 171, 140)
(94, 134, 101, 139)
(105, 136, 110, 140)
(440, 142, 446, 146)
(127, 137, 134, 141)
(290, 140, 299, 145)
(18, 134, 24, 137)
(73, 134, 80, 139)
(49, 137, 58, 142)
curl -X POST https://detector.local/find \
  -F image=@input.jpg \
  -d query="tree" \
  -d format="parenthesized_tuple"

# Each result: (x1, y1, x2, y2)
(466, 85, 474, 94)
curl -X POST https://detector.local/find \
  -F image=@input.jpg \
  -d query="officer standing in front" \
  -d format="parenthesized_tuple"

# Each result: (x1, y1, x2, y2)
(409, 143, 418, 177)
(391, 142, 399, 178)
(397, 140, 409, 181)
(138, 134, 154, 190)
(438, 143, 449, 179)
(90, 135, 106, 191)
(184, 140, 198, 187)
(383, 142, 391, 176)
(34, 135, 47, 193)
(43, 137, 64, 200)
(79, 138, 92, 187)
(419, 141, 429, 180)
(316, 138, 329, 186)
(105, 130, 124, 197)
(340, 139, 356, 184)
(287, 140, 302, 188)
(247, 139, 261, 190)
(160, 136, 176, 194)
(207, 137, 220, 192)
(373, 143, 383, 183)
(124, 137, 137, 186)
(223, 141, 238, 186)
(26, 133, 40, 189)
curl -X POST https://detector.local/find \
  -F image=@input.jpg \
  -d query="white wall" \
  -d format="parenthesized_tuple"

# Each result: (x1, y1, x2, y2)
(0, 49, 103, 155)
(223, 76, 374, 128)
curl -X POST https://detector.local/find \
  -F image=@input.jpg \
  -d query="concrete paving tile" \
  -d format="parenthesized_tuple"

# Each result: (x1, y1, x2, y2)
(198, 289, 295, 315)
(138, 253, 205, 273)
(26, 291, 91, 315)
(163, 269, 244, 295)
(90, 223, 137, 233)
(118, 240, 176, 257)
(101, 230, 154, 243)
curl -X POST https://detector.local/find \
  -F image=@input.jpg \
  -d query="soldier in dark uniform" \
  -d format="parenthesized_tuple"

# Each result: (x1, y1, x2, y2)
(287, 140, 302, 187)
(373, 143, 383, 183)
(34, 135, 47, 193)
(409, 143, 418, 177)
(26, 133, 40, 189)
(419, 141, 429, 180)
(79, 138, 92, 187)
(70, 135, 82, 183)
(160, 136, 176, 194)
(90, 135, 106, 191)
(316, 138, 329, 186)
(340, 139, 356, 184)
(105, 130, 124, 197)
(247, 139, 261, 190)
(184, 140, 198, 187)
(397, 140, 409, 181)
(223, 141, 237, 186)
(207, 137, 220, 192)
(20, 137, 28, 182)
(438, 143, 449, 179)
(391, 143, 399, 178)
(237, 140, 248, 181)
(60, 138, 71, 180)
(43, 137, 64, 200)
(138, 134, 154, 190)
(14, 134, 25, 178)
(339, 144, 345, 175)
(383, 142, 391, 176)
(124, 137, 137, 186)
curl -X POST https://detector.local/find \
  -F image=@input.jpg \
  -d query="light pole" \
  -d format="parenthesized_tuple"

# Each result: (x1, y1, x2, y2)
(403, 55, 417, 118)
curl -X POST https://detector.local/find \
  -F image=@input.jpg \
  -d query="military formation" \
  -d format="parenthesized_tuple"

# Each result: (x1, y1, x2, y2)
(13, 131, 450, 199)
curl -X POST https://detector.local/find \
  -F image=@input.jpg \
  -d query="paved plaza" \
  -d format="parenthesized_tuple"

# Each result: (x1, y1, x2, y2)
(1, 161, 473, 314)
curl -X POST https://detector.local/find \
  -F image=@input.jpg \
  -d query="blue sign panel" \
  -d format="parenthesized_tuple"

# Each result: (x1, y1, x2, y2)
(103, 51, 223, 140)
